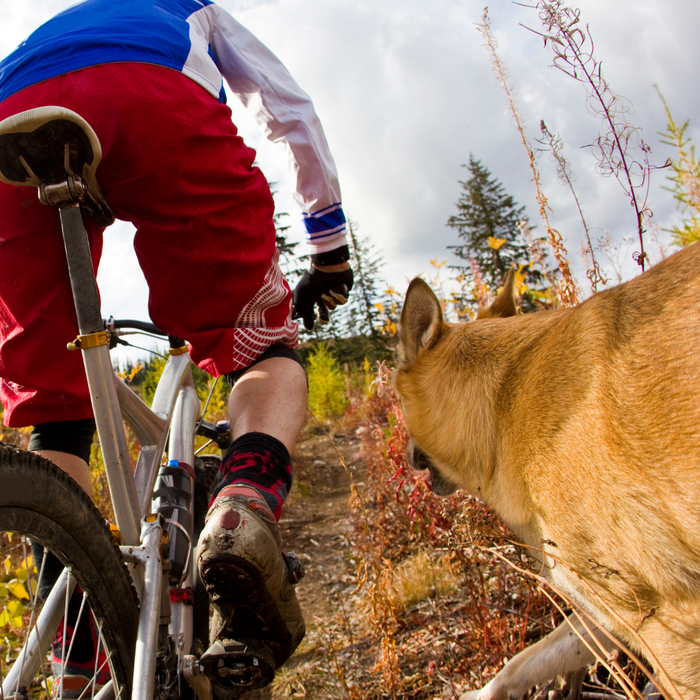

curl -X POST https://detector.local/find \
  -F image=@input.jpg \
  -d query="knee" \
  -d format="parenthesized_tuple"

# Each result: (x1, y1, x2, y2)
(225, 346, 306, 387)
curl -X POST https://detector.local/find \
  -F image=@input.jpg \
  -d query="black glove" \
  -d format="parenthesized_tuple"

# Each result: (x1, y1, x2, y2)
(293, 264, 354, 330)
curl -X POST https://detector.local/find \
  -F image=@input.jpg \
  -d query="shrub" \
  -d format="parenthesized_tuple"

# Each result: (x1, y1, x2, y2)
(306, 343, 349, 421)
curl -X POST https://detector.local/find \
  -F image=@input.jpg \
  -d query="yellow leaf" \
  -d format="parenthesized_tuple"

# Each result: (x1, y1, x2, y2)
(15, 567, 27, 583)
(513, 263, 530, 296)
(6, 599, 25, 617)
(3, 557, 11, 575)
(7, 580, 29, 601)
(487, 236, 507, 250)
(0, 609, 8, 626)
(0, 583, 7, 598)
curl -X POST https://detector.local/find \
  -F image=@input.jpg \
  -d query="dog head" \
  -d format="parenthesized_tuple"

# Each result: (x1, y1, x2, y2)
(406, 437, 459, 496)
(395, 274, 516, 496)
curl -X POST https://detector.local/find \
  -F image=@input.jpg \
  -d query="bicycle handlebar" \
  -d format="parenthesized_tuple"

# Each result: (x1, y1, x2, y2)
(108, 318, 168, 336)
(105, 317, 187, 350)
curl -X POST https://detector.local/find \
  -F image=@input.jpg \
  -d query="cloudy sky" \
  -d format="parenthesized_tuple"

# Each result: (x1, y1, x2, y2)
(2, 0, 698, 347)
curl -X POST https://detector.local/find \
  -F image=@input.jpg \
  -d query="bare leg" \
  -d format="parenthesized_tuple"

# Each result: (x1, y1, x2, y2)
(32, 357, 307, 499)
(226, 356, 308, 453)
(32, 449, 92, 495)
(197, 355, 309, 671)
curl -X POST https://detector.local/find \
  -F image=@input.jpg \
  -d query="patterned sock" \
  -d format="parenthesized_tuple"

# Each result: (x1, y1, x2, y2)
(212, 432, 293, 521)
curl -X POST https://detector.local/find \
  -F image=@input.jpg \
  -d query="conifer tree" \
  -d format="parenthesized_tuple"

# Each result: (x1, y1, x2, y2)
(298, 221, 391, 364)
(342, 221, 384, 339)
(447, 155, 544, 306)
(269, 186, 303, 279)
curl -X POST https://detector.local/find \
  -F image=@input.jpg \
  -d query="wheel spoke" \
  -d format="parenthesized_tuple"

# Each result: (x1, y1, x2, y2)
(0, 446, 138, 698)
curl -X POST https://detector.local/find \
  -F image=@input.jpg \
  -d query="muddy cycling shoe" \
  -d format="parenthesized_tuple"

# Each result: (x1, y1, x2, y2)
(196, 485, 305, 687)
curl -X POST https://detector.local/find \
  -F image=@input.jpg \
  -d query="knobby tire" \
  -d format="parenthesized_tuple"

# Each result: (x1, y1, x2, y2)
(0, 443, 139, 698)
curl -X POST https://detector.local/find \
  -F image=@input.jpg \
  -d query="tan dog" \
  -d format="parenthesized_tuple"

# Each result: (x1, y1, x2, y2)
(394, 243, 700, 700)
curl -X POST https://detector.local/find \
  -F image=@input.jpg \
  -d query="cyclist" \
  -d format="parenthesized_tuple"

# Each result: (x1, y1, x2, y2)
(0, 0, 352, 694)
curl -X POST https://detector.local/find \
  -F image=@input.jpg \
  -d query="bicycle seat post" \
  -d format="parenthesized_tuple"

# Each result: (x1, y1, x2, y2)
(61, 204, 105, 333)
(0, 107, 141, 545)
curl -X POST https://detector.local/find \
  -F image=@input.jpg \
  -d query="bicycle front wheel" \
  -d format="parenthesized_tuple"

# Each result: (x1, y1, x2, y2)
(0, 444, 139, 698)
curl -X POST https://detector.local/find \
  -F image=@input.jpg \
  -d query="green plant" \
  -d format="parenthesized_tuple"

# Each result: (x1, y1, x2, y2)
(139, 354, 168, 406)
(656, 87, 700, 247)
(306, 343, 349, 421)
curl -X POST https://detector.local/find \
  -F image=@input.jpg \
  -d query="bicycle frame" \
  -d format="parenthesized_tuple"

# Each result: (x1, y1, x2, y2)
(1, 204, 203, 699)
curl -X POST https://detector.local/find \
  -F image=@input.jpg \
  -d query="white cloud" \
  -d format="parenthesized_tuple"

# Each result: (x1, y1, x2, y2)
(2, 0, 698, 312)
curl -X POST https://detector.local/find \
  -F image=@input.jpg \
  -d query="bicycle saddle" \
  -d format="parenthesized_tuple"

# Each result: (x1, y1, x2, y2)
(0, 106, 114, 226)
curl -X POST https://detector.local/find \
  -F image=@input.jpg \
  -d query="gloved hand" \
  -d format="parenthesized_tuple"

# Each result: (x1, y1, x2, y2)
(292, 263, 354, 330)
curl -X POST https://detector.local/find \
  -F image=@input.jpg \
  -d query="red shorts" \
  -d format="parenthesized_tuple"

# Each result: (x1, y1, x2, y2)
(0, 63, 298, 427)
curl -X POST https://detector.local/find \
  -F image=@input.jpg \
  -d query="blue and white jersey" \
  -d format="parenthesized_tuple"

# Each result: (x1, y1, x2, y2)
(0, 0, 346, 253)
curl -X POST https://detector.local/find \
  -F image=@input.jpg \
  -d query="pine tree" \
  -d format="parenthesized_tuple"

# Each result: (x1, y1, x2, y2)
(447, 155, 543, 307)
(298, 221, 392, 365)
(342, 221, 384, 339)
(269, 186, 304, 280)
(336, 221, 392, 363)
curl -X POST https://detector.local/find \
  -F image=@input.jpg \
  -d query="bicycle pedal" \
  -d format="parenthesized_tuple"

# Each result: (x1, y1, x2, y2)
(199, 638, 275, 695)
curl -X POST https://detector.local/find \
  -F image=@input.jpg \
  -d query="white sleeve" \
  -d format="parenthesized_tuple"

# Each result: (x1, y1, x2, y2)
(209, 6, 347, 253)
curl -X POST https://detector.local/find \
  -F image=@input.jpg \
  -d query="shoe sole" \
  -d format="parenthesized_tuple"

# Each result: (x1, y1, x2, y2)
(199, 553, 296, 669)
(199, 637, 276, 699)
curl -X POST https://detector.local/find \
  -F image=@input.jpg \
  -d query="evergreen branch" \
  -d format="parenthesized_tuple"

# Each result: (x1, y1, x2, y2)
(348, 221, 381, 338)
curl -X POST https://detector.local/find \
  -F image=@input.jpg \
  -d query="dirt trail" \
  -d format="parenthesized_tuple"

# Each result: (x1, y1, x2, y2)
(244, 425, 364, 699)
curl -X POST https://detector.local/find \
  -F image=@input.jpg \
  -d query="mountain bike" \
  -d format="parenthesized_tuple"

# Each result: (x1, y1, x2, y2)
(0, 106, 268, 699)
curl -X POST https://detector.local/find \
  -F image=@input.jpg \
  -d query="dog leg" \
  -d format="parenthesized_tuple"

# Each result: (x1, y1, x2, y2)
(459, 614, 615, 700)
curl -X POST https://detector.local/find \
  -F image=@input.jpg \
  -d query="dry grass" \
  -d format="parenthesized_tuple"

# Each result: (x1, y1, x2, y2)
(392, 550, 462, 614)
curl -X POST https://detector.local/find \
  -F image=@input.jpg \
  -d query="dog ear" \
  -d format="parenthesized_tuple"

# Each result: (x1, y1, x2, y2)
(477, 269, 517, 319)
(399, 278, 443, 366)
